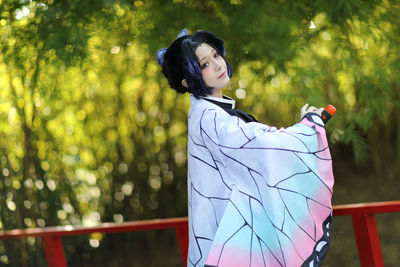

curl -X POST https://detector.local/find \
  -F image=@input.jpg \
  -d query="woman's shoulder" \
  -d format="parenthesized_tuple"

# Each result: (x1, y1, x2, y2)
(189, 95, 229, 119)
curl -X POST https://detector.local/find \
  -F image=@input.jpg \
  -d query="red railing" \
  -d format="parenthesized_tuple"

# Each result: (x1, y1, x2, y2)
(0, 201, 399, 267)
(333, 200, 400, 267)
(0, 217, 189, 267)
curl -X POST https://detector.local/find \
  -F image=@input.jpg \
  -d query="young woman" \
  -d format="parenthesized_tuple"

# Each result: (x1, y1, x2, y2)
(157, 29, 334, 267)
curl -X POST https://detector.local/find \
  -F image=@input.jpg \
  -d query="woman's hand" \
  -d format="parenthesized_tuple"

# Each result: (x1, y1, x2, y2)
(300, 104, 324, 120)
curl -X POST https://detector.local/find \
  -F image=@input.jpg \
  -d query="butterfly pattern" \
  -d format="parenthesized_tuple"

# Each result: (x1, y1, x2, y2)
(187, 96, 334, 267)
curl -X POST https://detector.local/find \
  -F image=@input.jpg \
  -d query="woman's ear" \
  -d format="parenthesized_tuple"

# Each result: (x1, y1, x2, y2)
(181, 79, 188, 88)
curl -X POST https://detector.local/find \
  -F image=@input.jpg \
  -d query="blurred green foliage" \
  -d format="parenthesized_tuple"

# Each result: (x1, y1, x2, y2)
(0, 0, 399, 266)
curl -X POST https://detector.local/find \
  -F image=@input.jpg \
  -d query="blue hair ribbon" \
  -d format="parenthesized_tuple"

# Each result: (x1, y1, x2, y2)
(157, 28, 188, 66)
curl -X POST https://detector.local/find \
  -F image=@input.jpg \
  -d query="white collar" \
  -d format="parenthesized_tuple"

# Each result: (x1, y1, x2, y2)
(200, 95, 236, 109)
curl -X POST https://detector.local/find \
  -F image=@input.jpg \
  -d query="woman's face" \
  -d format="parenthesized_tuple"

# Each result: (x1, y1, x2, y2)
(195, 43, 230, 91)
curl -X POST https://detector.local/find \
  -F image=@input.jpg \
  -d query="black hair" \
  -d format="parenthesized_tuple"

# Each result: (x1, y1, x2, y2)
(161, 30, 232, 98)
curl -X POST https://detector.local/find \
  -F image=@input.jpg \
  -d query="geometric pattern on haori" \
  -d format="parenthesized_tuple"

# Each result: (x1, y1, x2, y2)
(187, 96, 334, 267)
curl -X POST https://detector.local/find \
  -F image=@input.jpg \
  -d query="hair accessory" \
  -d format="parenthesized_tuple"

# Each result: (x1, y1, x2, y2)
(176, 28, 188, 39)
(157, 28, 189, 66)
(157, 48, 167, 65)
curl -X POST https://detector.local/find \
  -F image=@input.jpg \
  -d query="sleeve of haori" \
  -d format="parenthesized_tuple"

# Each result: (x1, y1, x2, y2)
(200, 109, 334, 267)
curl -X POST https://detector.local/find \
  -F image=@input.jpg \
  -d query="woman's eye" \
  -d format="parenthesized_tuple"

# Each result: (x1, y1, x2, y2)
(201, 62, 209, 69)
(214, 53, 220, 58)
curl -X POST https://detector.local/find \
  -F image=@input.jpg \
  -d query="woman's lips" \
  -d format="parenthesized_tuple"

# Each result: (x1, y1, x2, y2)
(218, 72, 226, 79)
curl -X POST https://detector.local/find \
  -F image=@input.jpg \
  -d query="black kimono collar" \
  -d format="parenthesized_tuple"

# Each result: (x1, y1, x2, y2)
(200, 95, 236, 109)
(200, 95, 258, 123)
